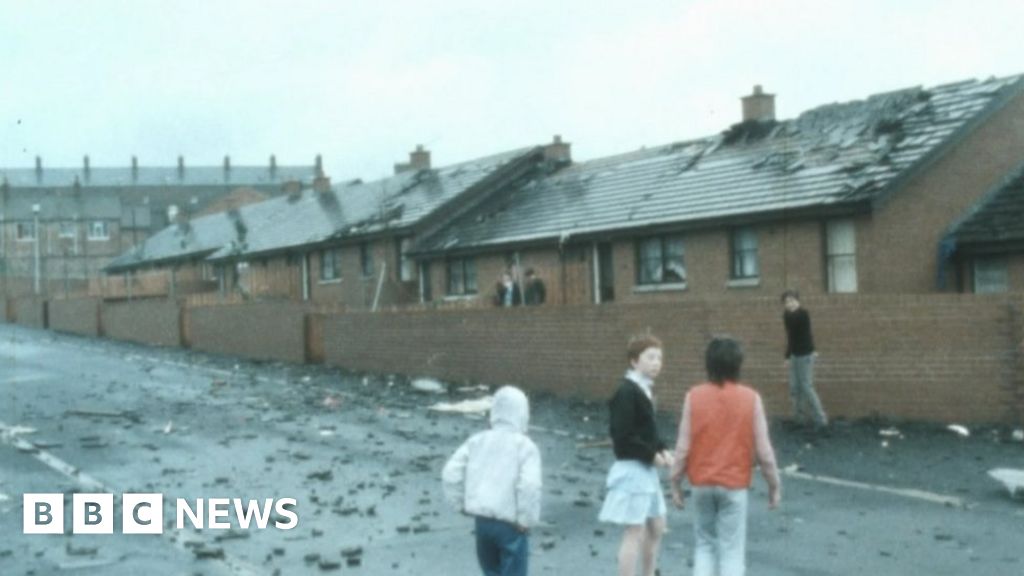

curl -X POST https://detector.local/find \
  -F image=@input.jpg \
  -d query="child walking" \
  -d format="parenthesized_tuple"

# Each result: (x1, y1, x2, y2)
(670, 337, 781, 576)
(442, 386, 542, 576)
(599, 334, 674, 576)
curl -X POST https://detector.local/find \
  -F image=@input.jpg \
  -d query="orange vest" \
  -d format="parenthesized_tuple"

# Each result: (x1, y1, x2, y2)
(685, 382, 757, 489)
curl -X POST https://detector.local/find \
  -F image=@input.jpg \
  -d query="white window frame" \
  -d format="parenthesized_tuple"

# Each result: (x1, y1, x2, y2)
(59, 221, 76, 239)
(88, 220, 110, 240)
(16, 221, 36, 242)
(973, 257, 1008, 294)
(398, 238, 417, 282)
(446, 257, 478, 296)
(636, 235, 686, 286)
(319, 248, 342, 282)
(825, 219, 858, 293)
(730, 227, 760, 280)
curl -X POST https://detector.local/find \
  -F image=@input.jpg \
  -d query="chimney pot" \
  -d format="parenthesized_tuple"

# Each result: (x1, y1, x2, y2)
(269, 154, 277, 178)
(35, 156, 42, 183)
(543, 135, 572, 167)
(223, 155, 231, 179)
(131, 156, 139, 182)
(741, 85, 776, 122)
(313, 176, 332, 194)
(177, 155, 185, 180)
(315, 154, 324, 177)
(83, 155, 91, 182)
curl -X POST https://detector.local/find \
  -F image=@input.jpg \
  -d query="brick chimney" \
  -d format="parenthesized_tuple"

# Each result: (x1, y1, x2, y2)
(394, 145, 431, 174)
(741, 85, 775, 122)
(283, 180, 302, 198)
(131, 156, 139, 182)
(223, 155, 231, 180)
(543, 135, 572, 166)
(313, 175, 332, 194)
(83, 155, 91, 183)
(269, 154, 277, 179)
(177, 155, 185, 180)
(35, 156, 42, 183)
(315, 154, 324, 178)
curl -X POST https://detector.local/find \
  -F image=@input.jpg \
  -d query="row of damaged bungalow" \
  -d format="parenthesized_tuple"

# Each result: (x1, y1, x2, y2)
(106, 74, 1024, 310)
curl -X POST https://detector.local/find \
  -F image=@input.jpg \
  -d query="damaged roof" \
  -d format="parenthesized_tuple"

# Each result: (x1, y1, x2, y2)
(0, 164, 318, 189)
(415, 74, 1024, 254)
(948, 163, 1024, 252)
(108, 147, 538, 270)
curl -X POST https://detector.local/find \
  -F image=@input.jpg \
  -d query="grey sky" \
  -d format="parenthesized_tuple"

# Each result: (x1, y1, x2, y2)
(2, 0, 1022, 182)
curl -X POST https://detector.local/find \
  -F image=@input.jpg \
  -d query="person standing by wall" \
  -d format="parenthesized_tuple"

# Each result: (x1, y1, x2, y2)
(494, 271, 523, 307)
(781, 290, 828, 431)
(523, 268, 546, 305)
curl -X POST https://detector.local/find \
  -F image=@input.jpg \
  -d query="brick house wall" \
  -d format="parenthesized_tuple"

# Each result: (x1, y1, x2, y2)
(324, 295, 1023, 424)
(188, 301, 308, 363)
(859, 90, 1024, 293)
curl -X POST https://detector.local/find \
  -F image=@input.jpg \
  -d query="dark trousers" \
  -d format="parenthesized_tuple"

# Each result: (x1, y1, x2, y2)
(475, 516, 529, 576)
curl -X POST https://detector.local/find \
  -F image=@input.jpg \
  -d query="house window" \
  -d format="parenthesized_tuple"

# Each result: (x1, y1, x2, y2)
(16, 222, 36, 241)
(731, 228, 759, 279)
(398, 238, 417, 282)
(320, 248, 341, 281)
(360, 243, 374, 277)
(59, 222, 76, 238)
(201, 263, 217, 282)
(636, 236, 686, 285)
(446, 258, 478, 296)
(88, 220, 109, 240)
(825, 219, 857, 293)
(973, 258, 1008, 294)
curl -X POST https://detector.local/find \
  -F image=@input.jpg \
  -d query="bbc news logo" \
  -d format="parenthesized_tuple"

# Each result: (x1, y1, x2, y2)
(23, 494, 298, 534)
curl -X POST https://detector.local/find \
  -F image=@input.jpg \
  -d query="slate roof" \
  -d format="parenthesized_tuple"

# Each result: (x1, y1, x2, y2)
(107, 147, 538, 270)
(0, 164, 318, 189)
(415, 75, 1024, 254)
(2, 190, 122, 220)
(948, 163, 1024, 250)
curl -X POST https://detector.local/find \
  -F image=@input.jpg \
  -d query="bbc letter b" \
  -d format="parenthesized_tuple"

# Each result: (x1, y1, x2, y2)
(23, 494, 64, 534)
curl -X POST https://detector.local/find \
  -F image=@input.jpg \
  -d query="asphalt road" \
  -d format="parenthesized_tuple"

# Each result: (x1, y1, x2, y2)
(1, 323, 1023, 575)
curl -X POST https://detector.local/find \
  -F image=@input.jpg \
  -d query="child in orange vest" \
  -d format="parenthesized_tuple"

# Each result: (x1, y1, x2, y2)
(670, 336, 781, 576)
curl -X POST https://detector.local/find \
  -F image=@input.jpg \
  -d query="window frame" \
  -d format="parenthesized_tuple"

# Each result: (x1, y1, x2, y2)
(88, 220, 110, 241)
(446, 257, 478, 296)
(359, 242, 374, 277)
(16, 221, 36, 241)
(635, 235, 686, 286)
(730, 227, 760, 280)
(972, 256, 1008, 294)
(825, 219, 858, 293)
(319, 248, 342, 282)
(58, 221, 77, 239)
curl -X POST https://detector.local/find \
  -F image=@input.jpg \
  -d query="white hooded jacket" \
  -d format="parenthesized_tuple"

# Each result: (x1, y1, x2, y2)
(441, 386, 542, 528)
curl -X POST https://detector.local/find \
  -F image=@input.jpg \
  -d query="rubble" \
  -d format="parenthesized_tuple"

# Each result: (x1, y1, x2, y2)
(428, 396, 493, 415)
(988, 468, 1024, 499)
(411, 378, 446, 394)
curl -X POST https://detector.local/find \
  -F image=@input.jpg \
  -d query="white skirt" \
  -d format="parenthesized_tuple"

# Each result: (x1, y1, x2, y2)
(598, 460, 667, 525)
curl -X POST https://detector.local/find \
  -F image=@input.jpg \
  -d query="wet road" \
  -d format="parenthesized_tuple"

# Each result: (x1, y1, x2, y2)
(1, 323, 1022, 575)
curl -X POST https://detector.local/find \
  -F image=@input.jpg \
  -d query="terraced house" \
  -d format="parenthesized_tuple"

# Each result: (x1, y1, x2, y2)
(411, 75, 1024, 303)
(106, 143, 569, 308)
(0, 155, 319, 297)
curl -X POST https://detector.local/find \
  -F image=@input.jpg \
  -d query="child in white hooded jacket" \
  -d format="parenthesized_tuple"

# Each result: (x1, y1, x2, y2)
(442, 386, 542, 576)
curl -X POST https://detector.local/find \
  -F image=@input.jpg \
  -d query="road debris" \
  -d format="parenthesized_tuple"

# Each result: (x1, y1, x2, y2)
(947, 424, 970, 438)
(65, 409, 141, 423)
(988, 468, 1024, 499)
(1011, 429, 1023, 442)
(411, 378, 446, 394)
(163, 420, 174, 434)
(878, 428, 902, 438)
(428, 396, 493, 415)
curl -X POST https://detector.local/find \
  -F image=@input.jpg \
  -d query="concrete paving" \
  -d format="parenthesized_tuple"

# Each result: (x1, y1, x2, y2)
(1, 323, 1023, 575)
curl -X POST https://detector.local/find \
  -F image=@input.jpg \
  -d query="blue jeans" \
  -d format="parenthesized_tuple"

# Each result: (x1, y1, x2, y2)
(691, 487, 748, 576)
(475, 516, 529, 576)
(788, 354, 827, 426)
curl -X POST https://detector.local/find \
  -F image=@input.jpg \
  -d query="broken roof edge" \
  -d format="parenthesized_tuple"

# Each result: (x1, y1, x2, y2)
(868, 75, 1024, 213)
(946, 159, 1024, 240)
(104, 247, 219, 274)
(410, 199, 870, 259)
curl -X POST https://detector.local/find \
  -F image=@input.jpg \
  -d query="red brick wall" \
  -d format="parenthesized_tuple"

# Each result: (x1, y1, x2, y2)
(13, 298, 46, 329)
(103, 300, 182, 347)
(49, 298, 100, 336)
(323, 294, 1023, 424)
(188, 301, 307, 363)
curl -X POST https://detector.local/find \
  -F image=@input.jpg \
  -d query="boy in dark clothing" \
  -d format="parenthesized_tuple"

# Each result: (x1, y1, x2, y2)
(781, 290, 828, 429)
(523, 268, 546, 305)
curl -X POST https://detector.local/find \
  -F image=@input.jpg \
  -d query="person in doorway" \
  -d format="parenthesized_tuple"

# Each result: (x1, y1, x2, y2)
(781, 289, 828, 431)
(670, 336, 781, 576)
(442, 386, 542, 576)
(523, 268, 546, 305)
(598, 334, 674, 576)
(494, 271, 523, 307)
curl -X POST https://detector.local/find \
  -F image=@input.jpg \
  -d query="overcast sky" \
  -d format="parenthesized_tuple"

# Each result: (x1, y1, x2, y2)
(2, 0, 1022, 182)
